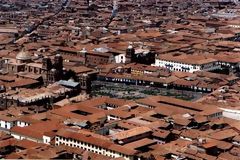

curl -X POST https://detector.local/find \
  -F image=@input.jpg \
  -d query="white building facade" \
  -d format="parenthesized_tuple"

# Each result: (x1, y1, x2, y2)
(115, 53, 126, 64)
(17, 121, 30, 127)
(55, 134, 136, 160)
(154, 58, 220, 73)
(0, 120, 15, 130)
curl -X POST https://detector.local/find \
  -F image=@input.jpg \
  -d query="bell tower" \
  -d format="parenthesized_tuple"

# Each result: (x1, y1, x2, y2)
(79, 48, 87, 65)
(54, 54, 63, 70)
(53, 54, 63, 81)
(126, 42, 135, 63)
(42, 56, 52, 71)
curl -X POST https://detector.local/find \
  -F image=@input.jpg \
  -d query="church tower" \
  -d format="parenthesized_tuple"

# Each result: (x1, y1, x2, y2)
(42, 56, 52, 71)
(126, 43, 135, 63)
(42, 56, 52, 85)
(78, 48, 87, 65)
(53, 54, 63, 81)
(54, 54, 63, 70)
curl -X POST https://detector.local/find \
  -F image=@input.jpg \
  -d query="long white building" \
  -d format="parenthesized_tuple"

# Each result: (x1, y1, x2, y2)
(55, 128, 138, 160)
(154, 54, 220, 73)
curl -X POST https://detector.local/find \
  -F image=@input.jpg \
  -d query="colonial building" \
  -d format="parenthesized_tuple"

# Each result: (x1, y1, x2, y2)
(114, 44, 155, 65)
(55, 128, 137, 160)
(5, 49, 64, 85)
(154, 54, 220, 73)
